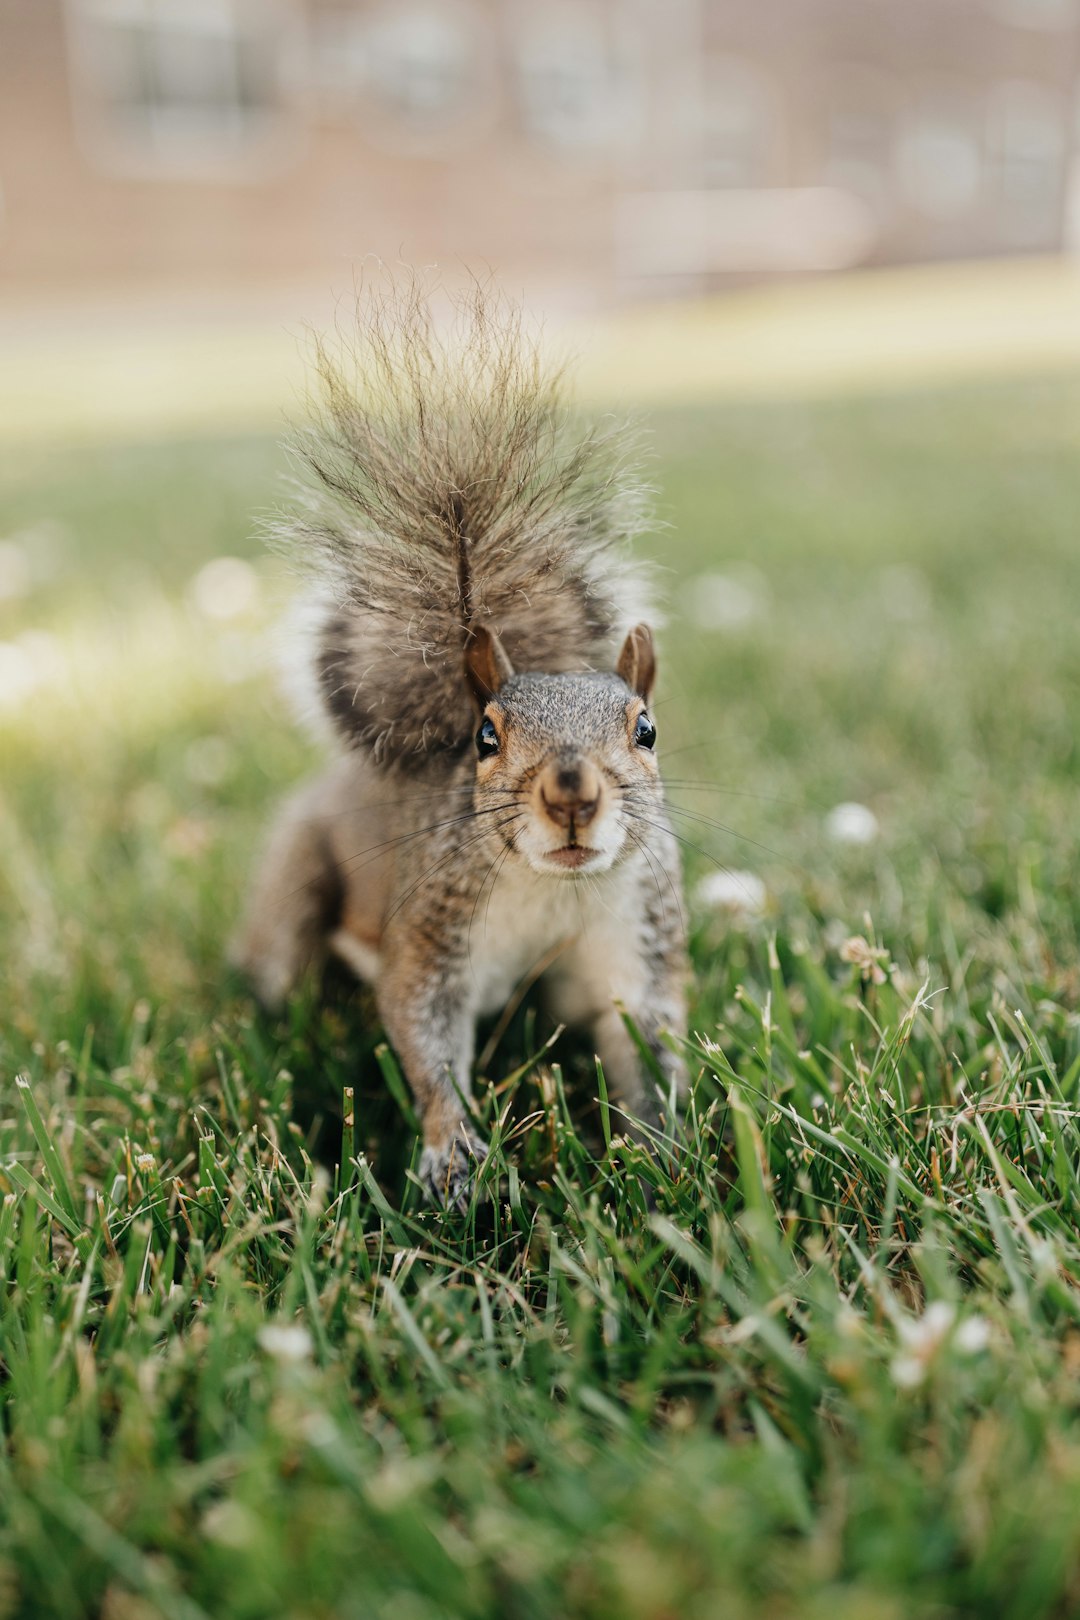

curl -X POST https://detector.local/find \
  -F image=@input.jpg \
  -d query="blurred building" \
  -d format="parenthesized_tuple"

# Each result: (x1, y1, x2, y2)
(2, 0, 1079, 305)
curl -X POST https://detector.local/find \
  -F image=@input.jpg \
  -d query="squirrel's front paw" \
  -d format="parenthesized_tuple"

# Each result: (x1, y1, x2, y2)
(419, 1127, 488, 1212)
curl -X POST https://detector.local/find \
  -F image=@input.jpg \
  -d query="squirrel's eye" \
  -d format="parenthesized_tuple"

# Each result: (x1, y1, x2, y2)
(634, 712, 657, 750)
(476, 717, 500, 758)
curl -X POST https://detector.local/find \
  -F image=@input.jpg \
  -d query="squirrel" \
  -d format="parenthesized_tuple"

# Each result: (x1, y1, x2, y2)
(232, 283, 689, 1207)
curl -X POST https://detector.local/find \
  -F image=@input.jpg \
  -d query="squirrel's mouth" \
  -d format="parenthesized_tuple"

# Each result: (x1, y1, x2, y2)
(545, 844, 599, 870)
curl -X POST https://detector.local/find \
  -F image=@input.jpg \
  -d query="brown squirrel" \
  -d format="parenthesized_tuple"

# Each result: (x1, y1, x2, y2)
(232, 284, 688, 1207)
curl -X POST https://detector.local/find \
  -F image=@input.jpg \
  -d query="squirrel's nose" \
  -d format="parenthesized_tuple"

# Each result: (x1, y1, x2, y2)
(539, 759, 601, 832)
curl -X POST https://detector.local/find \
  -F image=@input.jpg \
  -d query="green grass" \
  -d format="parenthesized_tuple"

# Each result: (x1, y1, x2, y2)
(2, 374, 1080, 1619)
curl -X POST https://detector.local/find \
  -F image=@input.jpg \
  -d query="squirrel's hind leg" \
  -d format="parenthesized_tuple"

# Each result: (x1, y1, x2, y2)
(328, 928, 381, 984)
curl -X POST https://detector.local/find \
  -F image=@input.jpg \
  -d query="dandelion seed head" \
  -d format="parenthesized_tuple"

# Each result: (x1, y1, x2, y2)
(899, 1300, 955, 1356)
(826, 802, 879, 845)
(695, 869, 767, 921)
(257, 1322, 314, 1363)
(890, 1354, 925, 1389)
(955, 1315, 991, 1355)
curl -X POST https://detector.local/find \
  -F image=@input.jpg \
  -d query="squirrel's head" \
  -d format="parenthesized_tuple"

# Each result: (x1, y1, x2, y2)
(464, 623, 663, 878)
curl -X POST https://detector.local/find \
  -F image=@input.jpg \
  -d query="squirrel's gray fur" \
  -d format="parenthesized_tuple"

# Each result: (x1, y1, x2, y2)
(235, 282, 688, 1210)
(276, 281, 654, 768)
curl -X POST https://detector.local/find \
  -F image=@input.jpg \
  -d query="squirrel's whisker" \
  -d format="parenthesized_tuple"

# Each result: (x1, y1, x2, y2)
(379, 835, 502, 939)
(649, 802, 787, 864)
(466, 839, 510, 974)
(661, 779, 811, 807)
(653, 739, 730, 764)
(628, 791, 812, 879)
(466, 852, 502, 977)
(381, 813, 523, 933)
(477, 842, 515, 956)
(278, 801, 523, 909)
(234, 280, 689, 1208)
(289, 783, 487, 825)
(333, 801, 522, 877)
(623, 822, 682, 938)
(620, 808, 763, 905)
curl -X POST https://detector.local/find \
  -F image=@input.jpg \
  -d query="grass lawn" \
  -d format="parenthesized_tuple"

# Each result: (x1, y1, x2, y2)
(1, 371, 1080, 1618)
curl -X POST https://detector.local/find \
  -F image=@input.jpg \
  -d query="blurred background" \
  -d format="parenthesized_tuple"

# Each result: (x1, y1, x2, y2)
(3, 0, 1080, 1039)
(5, 0, 1080, 438)
(7, 15, 1080, 1616)
(9, 0, 1080, 294)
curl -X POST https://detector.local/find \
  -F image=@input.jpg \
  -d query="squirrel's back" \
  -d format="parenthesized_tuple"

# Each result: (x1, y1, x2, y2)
(275, 280, 655, 771)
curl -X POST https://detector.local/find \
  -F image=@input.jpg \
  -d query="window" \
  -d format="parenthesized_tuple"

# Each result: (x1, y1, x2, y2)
(357, 0, 498, 157)
(513, 5, 640, 156)
(65, 0, 297, 179)
(304, 8, 369, 115)
(896, 94, 983, 219)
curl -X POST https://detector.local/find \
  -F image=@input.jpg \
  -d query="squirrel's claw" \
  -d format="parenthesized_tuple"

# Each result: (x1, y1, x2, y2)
(419, 1127, 488, 1213)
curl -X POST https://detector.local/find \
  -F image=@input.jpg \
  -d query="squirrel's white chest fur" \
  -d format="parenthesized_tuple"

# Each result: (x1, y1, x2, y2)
(463, 856, 648, 1019)
(331, 854, 649, 1025)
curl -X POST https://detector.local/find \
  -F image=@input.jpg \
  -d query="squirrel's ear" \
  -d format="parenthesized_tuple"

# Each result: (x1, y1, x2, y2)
(465, 624, 515, 709)
(616, 623, 656, 702)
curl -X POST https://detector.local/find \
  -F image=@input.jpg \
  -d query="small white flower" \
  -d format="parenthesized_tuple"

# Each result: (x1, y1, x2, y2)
(890, 1354, 925, 1389)
(826, 802, 879, 845)
(924, 1299, 956, 1337)
(899, 1300, 955, 1353)
(190, 557, 261, 621)
(695, 869, 767, 920)
(954, 1315, 991, 1355)
(257, 1322, 313, 1363)
(135, 1153, 156, 1173)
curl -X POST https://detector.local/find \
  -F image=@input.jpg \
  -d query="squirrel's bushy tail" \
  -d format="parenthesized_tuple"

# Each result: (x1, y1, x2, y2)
(277, 279, 654, 770)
